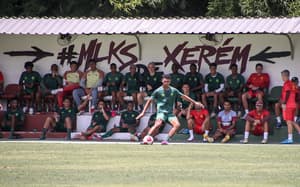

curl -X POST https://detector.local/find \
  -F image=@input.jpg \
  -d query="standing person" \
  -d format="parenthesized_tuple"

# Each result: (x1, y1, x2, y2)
(207, 100, 237, 143)
(202, 63, 225, 117)
(280, 71, 300, 144)
(19, 61, 41, 112)
(117, 64, 141, 110)
(186, 102, 210, 142)
(240, 101, 270, 144)
(1, 99, 24, 139)
(136, 74, 204, 145)
(52, 61, 83, 108)
(241, 63, 270, 118)
(73, 60, 104, 112)
(39, 98, 77, 140)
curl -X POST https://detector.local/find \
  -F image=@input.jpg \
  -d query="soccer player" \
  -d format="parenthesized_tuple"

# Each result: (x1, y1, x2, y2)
(101, 102, 139, 141)
(170, 63, 184, 90)
(103, 63, 123, 109)
(201, 63, 225, 117)
(207, 100, 237, 143)
(117, 64, 141, 110)
(186, 102, 210, 142)
(73, 60, 104, 112)
(240, 101, 270, 144)
(280, 71, 300, 144)
(175, 83, 196, 117)
(183, 64, 203, 100)
(40, 98, 77, 140)
(242, 63, 270, 118)
(136, 74, 204, 145)
(19, 61, 42, 112)
(1, 99, 24, 139)
(220, 64, 245, 113)
(137, 62, 162, 109)
(139, 112, 165, 141)
(80, 100, 110, 140)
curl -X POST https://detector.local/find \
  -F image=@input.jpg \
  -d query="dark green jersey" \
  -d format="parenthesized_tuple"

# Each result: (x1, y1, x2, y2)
(104, 72, 123, 92)
(170, 72, 184, 90)
(178, 92, 196, 109)
(226, 74, 245, 92)
(121, 110, 139, 125)
(124, 72, 140, 93)
(151, 86, 183, 114)
(91, 110, 111, 127)
(145, 72, 162, 92)
(205, 72, 225, 92)
(42, 73, 63, 90)
(19, 71, 41, 93)
(56, 107, 77, 122)
(5, 108, 24, 121)
(184, 72, 203, 91)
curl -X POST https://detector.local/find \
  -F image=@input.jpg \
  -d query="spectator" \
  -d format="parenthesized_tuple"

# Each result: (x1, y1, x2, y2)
(1, 99, 24, 139)
(137, 62, 162, 110)
(103, 63, 123, 110)
(19, 61, 41, 112)
(39, 98, 77, 140)
(240, 101, 270, 144)
(101, 102, 139, 141)
(183, 64, 203, 100)
(186, 102, 211, 142)
(117, 64, 141, 110)
(79, 100, 110, 140)
(279, 71, 300, 144)
(73, 60, 104, 113)
(175, 83, 196, 118)
(202, 63, 225, 117)
(170, 63, 184, 90)
(242, 63, 270, 118)
(220, 64, 245, 114)
(207, 100, 237, 143)
(52, 61, 83, 108)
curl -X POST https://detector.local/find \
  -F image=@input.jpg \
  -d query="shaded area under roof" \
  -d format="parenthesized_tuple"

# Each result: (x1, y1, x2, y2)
(0, 17, 300, 35)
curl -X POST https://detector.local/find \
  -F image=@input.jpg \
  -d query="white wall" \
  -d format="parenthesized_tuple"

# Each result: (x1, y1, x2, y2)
(0, 33, 298, 88)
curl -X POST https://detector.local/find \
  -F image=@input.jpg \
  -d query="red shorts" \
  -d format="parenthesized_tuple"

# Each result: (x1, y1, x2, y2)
(248, 90, 263, 98)
(193, 125, 204, 135)
(252, 125, 264, 136)
(283, 108, 296, 121)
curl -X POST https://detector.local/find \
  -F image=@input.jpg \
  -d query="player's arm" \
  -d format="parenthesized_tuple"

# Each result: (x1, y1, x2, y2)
(217, 117, 222, 129)
(228, 116, 237, 130)
(186, 103, 193, 120)
(245, 113, 255, 122)
(181, 94, 204, 108)
(261, 112, 270, 124)
(136, 98, 152, 120)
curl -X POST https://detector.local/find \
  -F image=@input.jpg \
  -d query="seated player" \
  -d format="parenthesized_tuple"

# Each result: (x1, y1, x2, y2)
(207, 100, 237, 143)
(1, 99, 24, 139)
(175, 83, 196, 117)
(170, 63, 184, 90)
(117, 64, 141, 110)
(186, 102, 211, 142)
(101, 102, 140, 141)
(183, 64, 203, 100)
(139, 112, 165, 141)
(0, 69, 4, 94)
(201, 63, 225, 117)
(79, 100, 110, 140)
(242, 63, 270, 118)
(40, 98, 77, 140)
(19, 61, 42, 112)
(240, 101, 270, 144)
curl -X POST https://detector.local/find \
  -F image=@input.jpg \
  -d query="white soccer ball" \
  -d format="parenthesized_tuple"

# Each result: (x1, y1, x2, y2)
(143, 135, 154, 145)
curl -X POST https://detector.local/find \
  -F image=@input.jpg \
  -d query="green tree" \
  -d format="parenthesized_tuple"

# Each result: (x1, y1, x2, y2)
(206, 0, 241, 17)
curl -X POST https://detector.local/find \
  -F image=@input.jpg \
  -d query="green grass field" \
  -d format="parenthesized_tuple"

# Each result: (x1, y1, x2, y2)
(0, 142, 299, 187)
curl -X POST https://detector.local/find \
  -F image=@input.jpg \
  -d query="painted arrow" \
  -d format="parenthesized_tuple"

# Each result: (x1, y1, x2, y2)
(4, 46, 54, 62)
(249, 46, 291, 64)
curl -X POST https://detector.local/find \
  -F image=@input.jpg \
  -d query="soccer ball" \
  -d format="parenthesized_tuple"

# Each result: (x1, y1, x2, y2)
(142, 135, 154, 145)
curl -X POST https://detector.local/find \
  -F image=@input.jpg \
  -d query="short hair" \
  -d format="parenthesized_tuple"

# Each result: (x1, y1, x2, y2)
(292, 77, 299, 83)
(162, 74, 171, 80)
(281, 69, 290, 77)
(256, 63, 263, 68)
(89, 59, 97, 64)
(209, 63, 217, 68)
(223, 100, 232, 105)
(51, 64, 58, 69)
(190, 64, 197, 68)
(229, 64, 237, 69)
(110, 63, 117, 68)
(70, 61, 78, 66)
(24, 61, 33, 68)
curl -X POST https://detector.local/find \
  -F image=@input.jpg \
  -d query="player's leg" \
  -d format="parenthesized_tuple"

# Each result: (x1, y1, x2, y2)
(275, 102, 282, 128)
(281, 108, 296, 144)
(117, 90, 125, 109)
(241, 120, 251, 143)
(201, 93, 208, 109)
(101, 126, 121, 139)
(242, 92, 251, 118)
(64, 117, 73, 140)
(187, 118, 195, 141)
(147, 119, 163, 137)
(165, 116, 180, 144)
(8, 115, 16, 139)
(221, 128, 236, 143)
(137, 92, 147, 110)
(261, 122, 269, 144)
(40, 116, 56, 140)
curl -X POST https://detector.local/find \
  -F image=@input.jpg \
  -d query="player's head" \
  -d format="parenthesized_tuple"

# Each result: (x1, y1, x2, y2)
(51, 64, 58, 73)
(255, 63, 263, 74)
(281, 69, 290, 81)
(162, 74, 171, 86)
(70, 61, 78, 71)
(190, 64, 197, 73)
(129, 64, 136, 73)
(147, 62, 156, 73)
(127, 102, 134, 111)
(62, 97, 72, 108)
(24, 61, 34, 72)
(255, 101, 263, 111)
(209, 63, 217, 75)
(89, 59, 97, 70)
(223, 100, 232, 111)
(229, 64, 238, 74)
(10, 99, 18, 109)
(171, 63, 179, 73)
(292, 77, 299, 86)
(110, 63, 117, 73)
(97, 100, 105, 109)
(182, 83, 190, 93)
